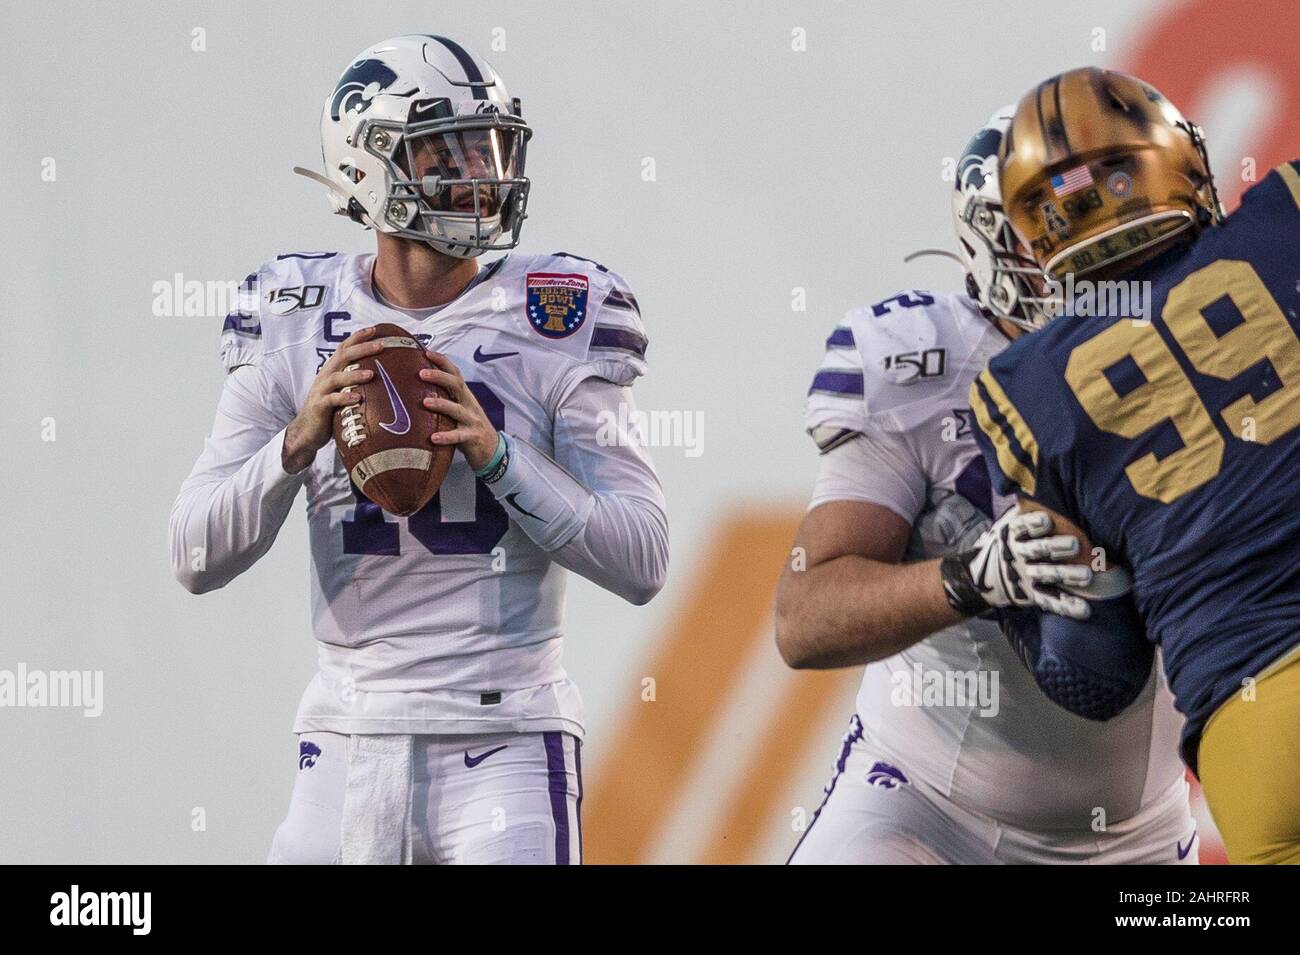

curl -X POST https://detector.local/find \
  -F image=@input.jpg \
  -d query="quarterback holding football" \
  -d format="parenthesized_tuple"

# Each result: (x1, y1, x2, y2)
(169, 34, 669, 864)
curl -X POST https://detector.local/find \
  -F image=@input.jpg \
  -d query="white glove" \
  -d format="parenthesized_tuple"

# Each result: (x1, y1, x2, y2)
(941, 505, 1093, 619)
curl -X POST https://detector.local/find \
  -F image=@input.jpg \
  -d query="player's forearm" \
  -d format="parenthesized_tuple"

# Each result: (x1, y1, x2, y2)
(169, 428, 306, 594)
(485, 432, 669, 604)
(775, 556, 963, 669)
(550, 493, 669, 605)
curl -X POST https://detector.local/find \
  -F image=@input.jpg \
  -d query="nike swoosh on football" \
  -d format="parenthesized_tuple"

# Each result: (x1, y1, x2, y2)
(374, 359, 411, 436)
(464, 744, 509, 768)
(505, 492, 546, 522)
(474, 346, 519, 363)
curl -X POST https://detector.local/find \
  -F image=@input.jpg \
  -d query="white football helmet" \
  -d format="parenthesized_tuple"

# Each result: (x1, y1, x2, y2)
(295, 35, 532, 258)
(952, 106, 1053, 330)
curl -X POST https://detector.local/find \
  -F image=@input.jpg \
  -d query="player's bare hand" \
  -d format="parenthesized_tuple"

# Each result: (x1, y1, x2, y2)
(419, 351, 499, 471)
(282, 326, 384, 474)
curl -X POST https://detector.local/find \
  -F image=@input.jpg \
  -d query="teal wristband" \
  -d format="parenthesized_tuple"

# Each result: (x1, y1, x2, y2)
(474, 431, 508, 479)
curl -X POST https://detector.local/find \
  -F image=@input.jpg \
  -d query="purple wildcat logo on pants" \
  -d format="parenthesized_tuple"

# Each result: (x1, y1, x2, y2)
(299, 740, 322, 770)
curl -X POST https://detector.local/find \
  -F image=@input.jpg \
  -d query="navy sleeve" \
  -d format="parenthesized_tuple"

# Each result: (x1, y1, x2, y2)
(968, 340, 1074, 517)
(998, 595, 1154, 720)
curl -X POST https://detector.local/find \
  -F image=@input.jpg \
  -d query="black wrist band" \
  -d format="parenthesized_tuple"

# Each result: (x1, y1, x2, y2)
(940, 551, 990, 617)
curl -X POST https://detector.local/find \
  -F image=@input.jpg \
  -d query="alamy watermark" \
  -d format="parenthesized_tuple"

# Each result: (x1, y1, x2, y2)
(596, 403, 704, 458)
(50, 886, 150, 935)
(0, 664, 103, 716)
(152, 273, 246, 318)
(1046, 274, 1154, 324)
(890, 662, 999, 717)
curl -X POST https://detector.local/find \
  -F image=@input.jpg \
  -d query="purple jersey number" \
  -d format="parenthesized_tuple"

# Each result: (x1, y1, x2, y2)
(342, 381, 509, 556)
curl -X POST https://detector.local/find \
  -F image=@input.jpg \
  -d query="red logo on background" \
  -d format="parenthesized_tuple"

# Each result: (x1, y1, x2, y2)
(1128, 0, 1300, 209)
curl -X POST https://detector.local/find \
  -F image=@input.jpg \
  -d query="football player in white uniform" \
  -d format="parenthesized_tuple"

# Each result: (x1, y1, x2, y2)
(169, 35, 668, 864)
(774, 108, 1195, 864)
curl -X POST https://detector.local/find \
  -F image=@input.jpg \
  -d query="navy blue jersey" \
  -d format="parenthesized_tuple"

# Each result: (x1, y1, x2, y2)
(970, 161, 1300, 770)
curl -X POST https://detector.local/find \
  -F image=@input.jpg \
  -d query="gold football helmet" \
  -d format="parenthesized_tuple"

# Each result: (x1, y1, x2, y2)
(998, 67, 1223, 282)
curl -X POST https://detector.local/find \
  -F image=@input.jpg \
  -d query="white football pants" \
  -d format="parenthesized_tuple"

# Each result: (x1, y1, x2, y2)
(268, 731, 583, 865)
(788, 716, 1198, 865)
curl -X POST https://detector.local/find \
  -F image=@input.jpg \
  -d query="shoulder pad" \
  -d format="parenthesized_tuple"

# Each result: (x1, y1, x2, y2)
(218, 266, 267, 372)
(219, 252, 353, 371)
(805, 291, 986, 440)
(506, 253, 648, 402)
(852, 290, 967, 385)
(1248, 160, 1300, 215)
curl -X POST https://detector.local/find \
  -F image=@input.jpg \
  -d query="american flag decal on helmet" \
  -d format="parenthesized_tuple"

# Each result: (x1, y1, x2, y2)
(1050, 164, 1094, 197)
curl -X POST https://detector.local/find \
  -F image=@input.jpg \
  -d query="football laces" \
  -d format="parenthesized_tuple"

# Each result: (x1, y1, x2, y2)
(339, 363, 368, 448)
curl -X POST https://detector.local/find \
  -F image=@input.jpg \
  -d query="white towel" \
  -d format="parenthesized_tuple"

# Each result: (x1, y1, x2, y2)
(339, 734, 414, 864)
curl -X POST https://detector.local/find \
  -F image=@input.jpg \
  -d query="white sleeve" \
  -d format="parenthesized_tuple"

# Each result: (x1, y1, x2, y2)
(807, 425, 926, 524)
(168, 363, 308, 594)
(485, 377, 669, 605)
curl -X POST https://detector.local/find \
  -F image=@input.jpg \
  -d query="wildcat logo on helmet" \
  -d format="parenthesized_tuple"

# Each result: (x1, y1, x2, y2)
(329, 58, 403, 120)
(526, 272, 589, 339)
(954, 125, 1003, 192)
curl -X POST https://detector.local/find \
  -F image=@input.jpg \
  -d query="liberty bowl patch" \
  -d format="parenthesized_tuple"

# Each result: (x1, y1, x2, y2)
(527, 272, 589, 339)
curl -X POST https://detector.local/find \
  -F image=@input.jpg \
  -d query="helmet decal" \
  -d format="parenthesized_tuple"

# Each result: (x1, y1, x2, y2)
(406, 97, 453, 123)
(946, 106, 1056, 332)
(956, 127, 1002, 193)
(421, 34, 492, 98)
(330, 59, 403, 121)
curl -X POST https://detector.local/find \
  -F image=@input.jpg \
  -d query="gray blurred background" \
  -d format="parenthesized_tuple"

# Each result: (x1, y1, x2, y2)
(0, 0, 1281, 862)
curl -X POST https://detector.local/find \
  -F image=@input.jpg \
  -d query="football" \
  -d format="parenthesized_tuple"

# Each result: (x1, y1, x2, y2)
(332, 322, 454, 516)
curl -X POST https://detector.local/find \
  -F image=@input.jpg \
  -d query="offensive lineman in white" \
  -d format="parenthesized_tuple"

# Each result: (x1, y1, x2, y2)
(169, 36, 668, 864)
(775, 109, 1195, 864)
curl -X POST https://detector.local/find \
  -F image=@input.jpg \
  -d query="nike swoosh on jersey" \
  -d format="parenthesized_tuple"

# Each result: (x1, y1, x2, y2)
(505, 493, 546, 522)
(1177, 830, 1198, 860)
(374, 360, 412, 436)
(474, 346, 519, 363)
(464, 744, 509, 768)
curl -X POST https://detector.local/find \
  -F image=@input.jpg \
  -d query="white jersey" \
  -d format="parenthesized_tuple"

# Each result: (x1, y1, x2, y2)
(805, 290, 1187, 831)
(172, 250, 667, 739)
